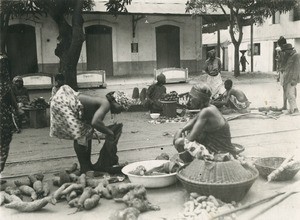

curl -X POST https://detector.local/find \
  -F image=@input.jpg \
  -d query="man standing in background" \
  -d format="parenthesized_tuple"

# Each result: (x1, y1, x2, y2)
(282, 43, 300, 114)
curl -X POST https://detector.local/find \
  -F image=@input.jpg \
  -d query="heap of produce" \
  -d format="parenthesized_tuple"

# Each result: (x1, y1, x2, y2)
(177, 192, 239, 220)
(160, 91, 179, 102)
(1, 173, 56, 212)
(129, 161, 181, 176)
(23, 97, 49, 110)
(1, 163, 160, 219)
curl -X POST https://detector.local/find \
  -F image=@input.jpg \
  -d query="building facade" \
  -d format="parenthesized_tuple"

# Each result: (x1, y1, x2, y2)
(6, 1, 207, 77)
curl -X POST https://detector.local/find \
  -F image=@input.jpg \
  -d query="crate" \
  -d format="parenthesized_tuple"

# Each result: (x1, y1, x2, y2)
(28, 109, 47, 128)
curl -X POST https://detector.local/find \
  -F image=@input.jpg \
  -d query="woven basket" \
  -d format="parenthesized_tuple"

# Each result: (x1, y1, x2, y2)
(176, 159, 258, 202)
(254, 157, 300, 181)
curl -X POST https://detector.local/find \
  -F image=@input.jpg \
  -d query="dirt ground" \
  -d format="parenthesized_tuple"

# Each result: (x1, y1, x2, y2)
(1, 72, 300, 220)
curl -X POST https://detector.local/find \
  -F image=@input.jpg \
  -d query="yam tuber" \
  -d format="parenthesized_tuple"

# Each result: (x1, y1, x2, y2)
(43, 182, 50, 197)
(110, 207, 140, 220)
(86, 178, 107, 188)
(66, 163, 78, 174)
(95, 183, 112, 199)
(68, 197, 79, 208)
(34, 173, 44, 181)
(52, 176, 61, 187)
(59, 171, 71, 185)
(14, 179, 32, 187)
(114, 185, 147, 204)
(77, 174, 86, 187)
(69, 173, 78, 182)
(28, 175, 38, 185)
(117, 183, 141, 194)
(5, 186, 22, 197)
(0, 192, 22, 205)
(129, 198, 160, 212)
(267, 160, 300, 182)
(33, 180, 43, 195)
(66, 191, 78, 202)
(4, 196, 56, 212)
(83, 194, 101, 210)
(77, 187, 97, 210)
(19, 185, 37, 201)
(61, 183, 84, 195)
(52, 183, 72, 200)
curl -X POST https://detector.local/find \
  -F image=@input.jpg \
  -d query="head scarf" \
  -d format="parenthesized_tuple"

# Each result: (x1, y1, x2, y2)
(0, 54, 11, 100)
(112, 91, 133, 111)
(189, 84, 212, 103)
(157, 73, 166, 84)
(13, 75, 23, 83)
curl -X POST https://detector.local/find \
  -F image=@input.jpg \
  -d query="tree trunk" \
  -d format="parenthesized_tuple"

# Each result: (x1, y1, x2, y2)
(233, 42, 240, 77)
(49, 0, 85, 90)
(62, 0, 85, 90)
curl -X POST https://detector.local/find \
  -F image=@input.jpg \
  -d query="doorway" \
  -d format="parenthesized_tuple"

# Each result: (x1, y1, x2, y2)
(156, 25, 180, 69)
(85, 25, 113, 76)
(6, 24, 38, 77)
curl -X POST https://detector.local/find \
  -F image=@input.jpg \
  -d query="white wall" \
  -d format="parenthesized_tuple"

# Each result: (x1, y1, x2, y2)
(226, 11, 300, 72)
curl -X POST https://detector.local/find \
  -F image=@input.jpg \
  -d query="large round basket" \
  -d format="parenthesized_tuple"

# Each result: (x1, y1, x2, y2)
(176, 160, 259, 202)
(254, 157, 300, 181)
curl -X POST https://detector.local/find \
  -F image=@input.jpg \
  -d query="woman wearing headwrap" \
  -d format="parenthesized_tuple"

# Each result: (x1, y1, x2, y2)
(50, 85, 133, 173)
(173, 83, 238, 161)
(144, 73, 167, 113)
(0, 53, 20, 182)
(204, 49, 225, 99)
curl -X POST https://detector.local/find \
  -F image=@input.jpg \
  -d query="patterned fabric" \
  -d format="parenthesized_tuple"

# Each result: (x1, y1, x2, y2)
(207, 74, 225, 99)
(0, 54, 14, 172)
(228, 95, 249, 110)
(50, 85, 93, 141)
(112, 91, 133, 111)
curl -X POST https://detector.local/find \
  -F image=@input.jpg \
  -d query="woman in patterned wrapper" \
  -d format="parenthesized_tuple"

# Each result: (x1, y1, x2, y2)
(50, 85, 132, 174)
(0, 53, 22, 183)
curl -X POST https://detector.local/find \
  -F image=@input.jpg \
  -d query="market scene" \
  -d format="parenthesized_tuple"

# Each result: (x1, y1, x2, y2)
(1, 0, 300, 220)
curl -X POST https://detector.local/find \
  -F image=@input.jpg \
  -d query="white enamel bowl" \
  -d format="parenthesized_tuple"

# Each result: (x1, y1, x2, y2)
(122, 160, 178, 188)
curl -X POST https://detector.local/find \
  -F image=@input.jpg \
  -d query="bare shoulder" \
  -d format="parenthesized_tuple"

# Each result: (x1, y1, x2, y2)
(198, 105, 219, 118)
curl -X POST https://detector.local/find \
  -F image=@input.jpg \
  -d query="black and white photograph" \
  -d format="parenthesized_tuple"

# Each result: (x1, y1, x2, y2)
(1, 0, 300, 219)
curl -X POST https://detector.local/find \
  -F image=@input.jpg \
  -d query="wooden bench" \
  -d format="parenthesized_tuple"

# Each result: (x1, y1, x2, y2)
(22, 73, 54, 90)
(154, 67, 188, 84)
(77, 70, 106, 89)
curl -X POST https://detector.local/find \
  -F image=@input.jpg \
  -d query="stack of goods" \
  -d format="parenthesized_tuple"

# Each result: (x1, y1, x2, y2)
(24, 97, 49, 110)
(129, 161, 181, 176)
(160, 91, 179, 102)
(177, 192, 240, 219)
(177, 159, 258, 202)
(1, 163, 159, 219)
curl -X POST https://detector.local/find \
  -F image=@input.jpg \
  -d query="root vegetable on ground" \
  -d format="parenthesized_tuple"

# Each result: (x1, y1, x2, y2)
(33, 180, 43, 195)
(77, 187, 97, 210)
(52, 183, 72, 200)
(14, 179, 32, 187)
(83, 194, 101, 210)
(94, 182, 112, 199)
(61, 183, 84, 195)
(5, 186, 22, 197)
(68, 198, 79, 208)
(43, 182, 50, 197)
(19, 185, 38, 201)
(66, 163, 78, 174)
(4, 196, 56, 212)
(28, 175, 38, 185)
(0, 192, 22, 205)
(77, 174, 86, 187)
(59, 171, 71, 185)
(110, 207, 140, 220)
(52, 176, 61, 186)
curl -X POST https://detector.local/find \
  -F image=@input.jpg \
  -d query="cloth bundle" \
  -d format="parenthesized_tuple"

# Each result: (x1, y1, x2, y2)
(50, 85, 93, 141)
(112, 91, 133, 110)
